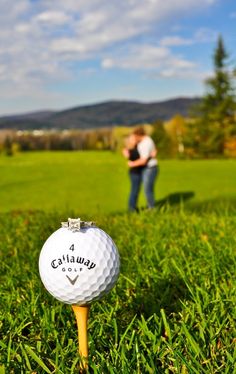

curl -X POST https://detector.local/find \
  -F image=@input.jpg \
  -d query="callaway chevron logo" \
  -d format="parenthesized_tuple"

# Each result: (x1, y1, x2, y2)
(66, 275, 79, 285)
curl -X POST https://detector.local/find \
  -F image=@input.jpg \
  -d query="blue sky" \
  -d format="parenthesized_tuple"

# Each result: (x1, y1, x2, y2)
(0, 0, 235, 115)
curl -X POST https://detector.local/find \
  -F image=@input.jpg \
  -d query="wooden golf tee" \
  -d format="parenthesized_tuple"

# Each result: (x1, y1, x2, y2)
(72, 305, 90, 372)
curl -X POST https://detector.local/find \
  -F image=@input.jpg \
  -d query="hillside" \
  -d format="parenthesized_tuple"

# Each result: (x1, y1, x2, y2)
(0, 97, 200, 130)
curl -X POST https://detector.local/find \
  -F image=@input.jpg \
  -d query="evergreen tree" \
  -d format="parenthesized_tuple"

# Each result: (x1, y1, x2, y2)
(196, 35, 236, 156)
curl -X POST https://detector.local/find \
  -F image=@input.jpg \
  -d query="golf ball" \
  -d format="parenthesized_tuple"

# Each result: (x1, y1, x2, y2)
(39, 226, 120, 305)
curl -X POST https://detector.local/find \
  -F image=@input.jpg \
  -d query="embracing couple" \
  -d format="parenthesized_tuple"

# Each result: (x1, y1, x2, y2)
(123, 127, 159, 211)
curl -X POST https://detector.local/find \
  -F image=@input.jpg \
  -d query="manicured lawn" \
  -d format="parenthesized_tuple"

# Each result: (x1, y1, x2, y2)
(0, 151, 235, 213)
(0, 152, 235, 372)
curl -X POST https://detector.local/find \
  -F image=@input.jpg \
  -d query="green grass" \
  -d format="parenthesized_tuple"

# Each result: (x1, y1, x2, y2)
(0, 209, 235, 373)
(0, 151, 236, 213)
(0, 152, 235, 372)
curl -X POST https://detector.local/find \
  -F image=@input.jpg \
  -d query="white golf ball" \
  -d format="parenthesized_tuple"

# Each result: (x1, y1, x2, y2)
(39, 226, 120, 305)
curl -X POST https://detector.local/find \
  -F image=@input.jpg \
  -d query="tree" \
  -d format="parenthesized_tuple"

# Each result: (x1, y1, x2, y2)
(4, 136, 13, 156)
(195, 35, 236, 157)
(165, 114, 186, 157)
(151, 120, 172, 158)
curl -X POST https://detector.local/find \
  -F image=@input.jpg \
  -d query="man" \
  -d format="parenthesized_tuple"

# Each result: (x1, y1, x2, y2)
(128, 127, 158, 209)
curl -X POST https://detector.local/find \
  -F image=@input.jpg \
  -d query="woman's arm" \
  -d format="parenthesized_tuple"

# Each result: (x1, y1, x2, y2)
(128, 146, 157, 167)
(128, 158, 147, 167)
(122, 148, 130, 159)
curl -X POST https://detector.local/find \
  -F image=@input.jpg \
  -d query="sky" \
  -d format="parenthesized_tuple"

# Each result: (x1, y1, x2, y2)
(0, 0, 235, 115)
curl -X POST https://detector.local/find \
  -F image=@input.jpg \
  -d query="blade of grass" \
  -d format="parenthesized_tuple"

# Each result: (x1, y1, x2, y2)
(24, 345, 51, 373)
(160, 309, 172, 341)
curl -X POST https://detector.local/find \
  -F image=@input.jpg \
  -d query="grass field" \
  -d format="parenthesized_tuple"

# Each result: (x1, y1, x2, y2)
(0, 151, 236, 213)
(0, 152, 235, 373)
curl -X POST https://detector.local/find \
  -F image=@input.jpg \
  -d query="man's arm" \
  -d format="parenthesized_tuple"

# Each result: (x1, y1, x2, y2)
(151, 148, 157, 158)
(128, 158, 147, 167)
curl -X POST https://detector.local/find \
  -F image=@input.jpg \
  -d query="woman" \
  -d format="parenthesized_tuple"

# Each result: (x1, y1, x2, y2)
(122, 134, 144, 211)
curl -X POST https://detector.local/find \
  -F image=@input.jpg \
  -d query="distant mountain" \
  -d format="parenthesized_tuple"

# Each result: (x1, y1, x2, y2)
(0, 98, 201, 130)
(0, 110, 56, 131)
(1, 110, 55, 121)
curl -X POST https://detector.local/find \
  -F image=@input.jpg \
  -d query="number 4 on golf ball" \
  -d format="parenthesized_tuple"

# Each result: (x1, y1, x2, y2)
(39, 221, 120, 305)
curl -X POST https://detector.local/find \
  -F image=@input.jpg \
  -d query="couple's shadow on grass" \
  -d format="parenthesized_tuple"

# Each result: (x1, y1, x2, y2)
(137, 191, 195, 211)
(155, 191, 195, 208)
(132, 191, 195, 317)
(154, 192, 236, 212)
(134, 275, 190, 318)
(136, 192, 191, 316)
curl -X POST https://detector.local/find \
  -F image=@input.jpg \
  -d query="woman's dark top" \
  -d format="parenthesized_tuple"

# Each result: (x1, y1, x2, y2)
(129, 147, 143, 174)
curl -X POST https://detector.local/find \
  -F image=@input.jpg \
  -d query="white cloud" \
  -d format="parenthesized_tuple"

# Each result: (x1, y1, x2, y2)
(160, 27, 217, 48)
(0, 0, 217, 104)
(15, 23, 31, 34)
(194, 27, 218, 42)
(34, 11, 70, 25)
(50, 39, 89, 54)
(160, 36, 193, 47)
(102, 45, 171, 70)
(0, 64, 6, 78)
(157, 68, 206, 80)
(101, 43, 198, 80)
